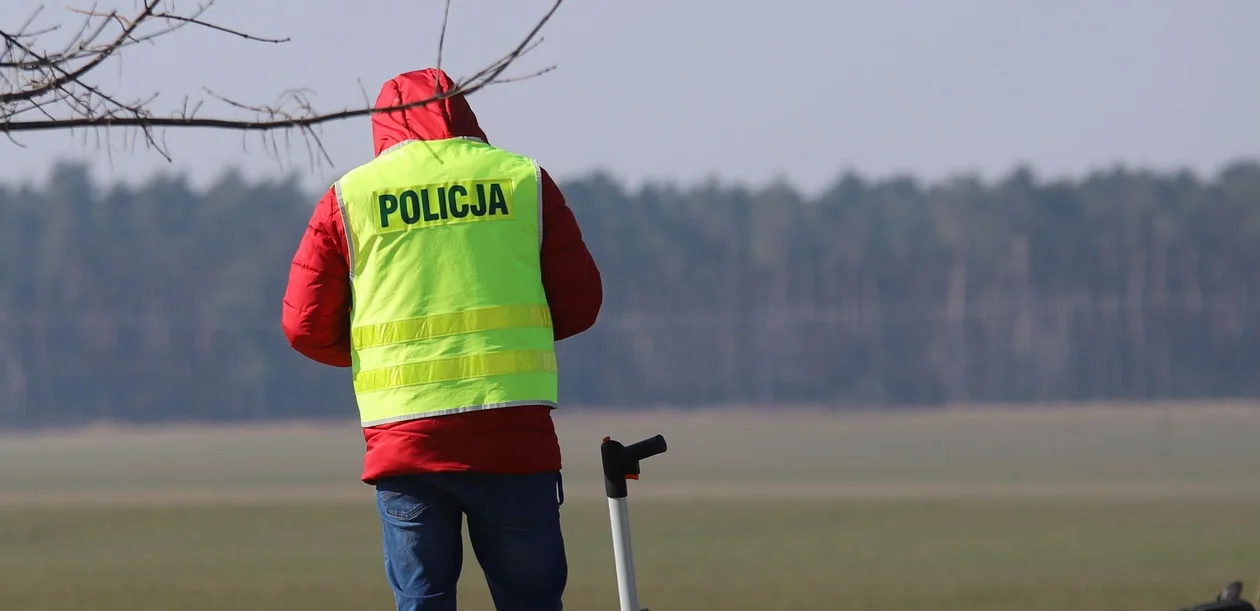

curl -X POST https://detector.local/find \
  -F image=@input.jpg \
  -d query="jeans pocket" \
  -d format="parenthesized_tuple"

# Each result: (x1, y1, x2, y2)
(377, 489, 430, 522)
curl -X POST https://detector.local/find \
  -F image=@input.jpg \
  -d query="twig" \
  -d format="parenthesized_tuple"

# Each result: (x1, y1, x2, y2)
(0, 0, 566, 169)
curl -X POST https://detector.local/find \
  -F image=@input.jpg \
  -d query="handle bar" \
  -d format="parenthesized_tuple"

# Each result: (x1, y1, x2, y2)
(600, 434, 668, 499)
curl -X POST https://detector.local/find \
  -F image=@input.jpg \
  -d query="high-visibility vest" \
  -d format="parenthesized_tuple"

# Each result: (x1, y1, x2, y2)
(334, 136, 558, 427)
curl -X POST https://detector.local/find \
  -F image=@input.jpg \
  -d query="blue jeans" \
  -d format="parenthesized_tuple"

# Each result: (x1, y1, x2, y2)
(374, 471, 568, 611)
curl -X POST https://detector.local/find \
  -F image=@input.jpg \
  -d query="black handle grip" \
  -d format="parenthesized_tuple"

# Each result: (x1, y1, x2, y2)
(601, 434, 668, 499)
(624, 434, 668, 462)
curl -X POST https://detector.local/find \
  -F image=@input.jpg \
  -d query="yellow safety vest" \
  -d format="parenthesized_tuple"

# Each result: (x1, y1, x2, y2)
(334, 136, 558, 427)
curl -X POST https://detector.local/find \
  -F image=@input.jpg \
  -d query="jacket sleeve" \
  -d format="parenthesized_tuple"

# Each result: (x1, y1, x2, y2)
(281, 187, 353, 367)
(539, 167, 603, 341)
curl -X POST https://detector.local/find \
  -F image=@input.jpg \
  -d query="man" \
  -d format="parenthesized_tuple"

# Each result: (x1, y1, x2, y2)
(280, 67, 603, 611)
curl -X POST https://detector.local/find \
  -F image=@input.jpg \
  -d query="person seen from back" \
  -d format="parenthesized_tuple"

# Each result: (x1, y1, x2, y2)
(280, 67, 603, 611)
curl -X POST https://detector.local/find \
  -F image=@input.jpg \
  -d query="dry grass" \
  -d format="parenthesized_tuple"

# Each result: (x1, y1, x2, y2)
(4, 404, 1260, 610)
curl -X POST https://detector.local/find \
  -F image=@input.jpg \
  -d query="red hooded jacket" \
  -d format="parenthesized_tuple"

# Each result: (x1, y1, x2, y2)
(281, 68, 602, 483)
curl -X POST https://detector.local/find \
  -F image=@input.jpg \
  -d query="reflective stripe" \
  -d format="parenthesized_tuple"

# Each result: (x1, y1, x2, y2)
(354, 349, 557, 394)
(380, 136, 485, 158)
(379, 139, 418, 156)
(361, 399, 559, 427)
(351, 305, 552, 350)
(334, 181, 356, 278)
(533, 160, 544, 250)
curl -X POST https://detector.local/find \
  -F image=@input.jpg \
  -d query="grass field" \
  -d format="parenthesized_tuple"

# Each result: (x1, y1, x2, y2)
(6, 404, 1260, 610)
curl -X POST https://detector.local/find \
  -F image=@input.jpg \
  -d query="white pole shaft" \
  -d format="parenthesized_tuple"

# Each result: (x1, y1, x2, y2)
(608, 496, 640, 611)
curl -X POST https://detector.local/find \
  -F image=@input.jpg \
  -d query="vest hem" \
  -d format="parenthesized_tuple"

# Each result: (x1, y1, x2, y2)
(360, 400, 559, 427)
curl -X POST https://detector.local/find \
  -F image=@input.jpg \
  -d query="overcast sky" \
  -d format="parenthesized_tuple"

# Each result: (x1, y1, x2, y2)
(1, 0, 1257, 196)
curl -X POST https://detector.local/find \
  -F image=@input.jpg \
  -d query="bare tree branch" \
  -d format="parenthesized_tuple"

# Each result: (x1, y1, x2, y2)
(0, 0, 564, 166)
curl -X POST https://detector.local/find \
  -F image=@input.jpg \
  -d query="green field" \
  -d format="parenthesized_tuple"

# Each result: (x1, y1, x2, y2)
(5, 404, 1260, 610)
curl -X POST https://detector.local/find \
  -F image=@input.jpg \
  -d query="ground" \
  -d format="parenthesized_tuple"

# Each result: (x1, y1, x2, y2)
(4, 404, 1260, 610)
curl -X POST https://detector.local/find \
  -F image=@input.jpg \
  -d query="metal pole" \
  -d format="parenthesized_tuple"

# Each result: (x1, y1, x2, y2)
(601, 434, 667, 611)
(608, 496, 639, 611)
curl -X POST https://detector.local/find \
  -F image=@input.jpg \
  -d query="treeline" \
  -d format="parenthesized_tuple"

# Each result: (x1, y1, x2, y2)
(2, 160, 1259, 427)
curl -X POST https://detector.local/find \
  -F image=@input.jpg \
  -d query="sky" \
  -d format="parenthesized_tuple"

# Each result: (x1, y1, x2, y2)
(1, 0, 1257, 197)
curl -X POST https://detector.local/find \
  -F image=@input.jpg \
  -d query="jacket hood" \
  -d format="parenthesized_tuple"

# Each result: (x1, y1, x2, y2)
(371, 68, 489, 156)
